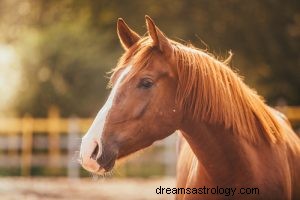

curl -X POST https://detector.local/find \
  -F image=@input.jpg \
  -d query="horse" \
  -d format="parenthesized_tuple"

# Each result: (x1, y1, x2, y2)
(79, 16, 300, 199)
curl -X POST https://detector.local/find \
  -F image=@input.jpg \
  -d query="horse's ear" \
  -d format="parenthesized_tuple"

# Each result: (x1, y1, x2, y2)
(145, 15, 172, 56)
(117, 18, 141, 50)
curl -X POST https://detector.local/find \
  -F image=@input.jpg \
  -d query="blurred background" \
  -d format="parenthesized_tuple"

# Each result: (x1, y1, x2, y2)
(0, 0, 299, 199)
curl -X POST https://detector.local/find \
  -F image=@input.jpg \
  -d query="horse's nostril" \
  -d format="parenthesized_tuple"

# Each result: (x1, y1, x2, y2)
(91, 144, 99, 160)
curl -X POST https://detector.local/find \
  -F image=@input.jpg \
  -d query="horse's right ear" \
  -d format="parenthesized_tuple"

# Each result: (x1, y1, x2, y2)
(117, 18, 141, 50)
(145, 15, 172, 58)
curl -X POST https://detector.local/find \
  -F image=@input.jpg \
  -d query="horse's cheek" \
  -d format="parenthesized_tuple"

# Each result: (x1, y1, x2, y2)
(131, 100, 150, 120)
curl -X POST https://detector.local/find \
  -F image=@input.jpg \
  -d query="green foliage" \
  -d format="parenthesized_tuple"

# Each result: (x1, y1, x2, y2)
(15, 17, 116, 116)
(0, 0, 299, 117)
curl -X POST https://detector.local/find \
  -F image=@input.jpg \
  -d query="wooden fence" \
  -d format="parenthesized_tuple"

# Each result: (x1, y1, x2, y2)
(0, 107, 91, 177)
(0, 106, 299, 177)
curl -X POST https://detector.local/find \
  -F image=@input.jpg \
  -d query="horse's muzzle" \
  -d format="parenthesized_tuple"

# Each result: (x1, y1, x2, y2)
(96, 142, 118, 172)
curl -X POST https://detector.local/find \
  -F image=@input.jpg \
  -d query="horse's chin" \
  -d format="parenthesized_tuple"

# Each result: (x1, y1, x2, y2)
(92, 162, 115, 176)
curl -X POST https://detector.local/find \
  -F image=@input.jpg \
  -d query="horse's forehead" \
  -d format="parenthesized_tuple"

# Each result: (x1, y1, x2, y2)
(137, 52, 169, 71)
(113, 49, 171, 84)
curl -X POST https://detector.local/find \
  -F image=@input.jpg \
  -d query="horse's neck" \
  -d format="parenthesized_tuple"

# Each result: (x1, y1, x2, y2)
(180, 121, 263, 185)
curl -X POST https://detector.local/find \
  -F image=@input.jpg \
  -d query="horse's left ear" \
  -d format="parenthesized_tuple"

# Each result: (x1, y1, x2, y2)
(145, 15, 172, 56)
(117, 18, 141, 50)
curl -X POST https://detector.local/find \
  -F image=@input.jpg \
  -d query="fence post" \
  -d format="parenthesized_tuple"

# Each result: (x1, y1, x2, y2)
(8, 131, 18, 167)
(48, 106, 61, 170)
(21, 114, 33, 176)
(67, 116, 80, 179)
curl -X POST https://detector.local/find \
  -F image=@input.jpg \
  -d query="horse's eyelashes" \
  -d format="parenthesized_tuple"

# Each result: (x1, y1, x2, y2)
(138, 78, 154, 89)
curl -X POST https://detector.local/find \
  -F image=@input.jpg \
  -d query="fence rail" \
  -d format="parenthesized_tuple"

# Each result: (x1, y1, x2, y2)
(0, 107, 92, 177)
(0, 106, 299, 177)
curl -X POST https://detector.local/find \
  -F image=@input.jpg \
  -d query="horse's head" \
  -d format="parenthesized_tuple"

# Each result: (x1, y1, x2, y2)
(79, 16, 181, 174)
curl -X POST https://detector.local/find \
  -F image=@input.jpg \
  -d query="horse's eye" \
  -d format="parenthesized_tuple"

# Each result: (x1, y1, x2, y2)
(138, 78, 154, 89)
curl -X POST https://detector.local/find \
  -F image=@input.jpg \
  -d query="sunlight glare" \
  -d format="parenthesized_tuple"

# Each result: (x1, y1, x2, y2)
(0, 44, 21, 113)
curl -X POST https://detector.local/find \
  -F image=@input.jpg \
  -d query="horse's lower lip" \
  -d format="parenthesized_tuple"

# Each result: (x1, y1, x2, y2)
(97, 166, 106, 174)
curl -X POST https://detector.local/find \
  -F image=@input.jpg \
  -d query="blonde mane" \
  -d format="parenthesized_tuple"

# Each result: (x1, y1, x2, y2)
(111, 37, 284, 143)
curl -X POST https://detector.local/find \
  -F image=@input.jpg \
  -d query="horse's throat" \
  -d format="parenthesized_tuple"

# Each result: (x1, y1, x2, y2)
(180, 122, 256, 184)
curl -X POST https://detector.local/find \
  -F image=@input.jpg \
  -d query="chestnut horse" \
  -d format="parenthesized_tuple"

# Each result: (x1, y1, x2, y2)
(79, 16, 300, 199)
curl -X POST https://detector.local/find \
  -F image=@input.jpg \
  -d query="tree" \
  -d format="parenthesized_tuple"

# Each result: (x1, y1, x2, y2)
(0, 0, 299, 117)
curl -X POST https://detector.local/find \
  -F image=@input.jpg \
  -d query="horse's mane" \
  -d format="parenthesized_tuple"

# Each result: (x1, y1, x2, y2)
(111, 37, 284, 143)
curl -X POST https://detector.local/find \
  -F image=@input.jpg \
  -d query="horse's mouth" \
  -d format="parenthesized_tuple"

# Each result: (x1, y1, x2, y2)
(88, 143, 115, 173)
(98, 157, 116, 172)
(96, 149, 118, 172)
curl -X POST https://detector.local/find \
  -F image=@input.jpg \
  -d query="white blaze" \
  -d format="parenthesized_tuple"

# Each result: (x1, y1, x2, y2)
(79, 66, 131, 172)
